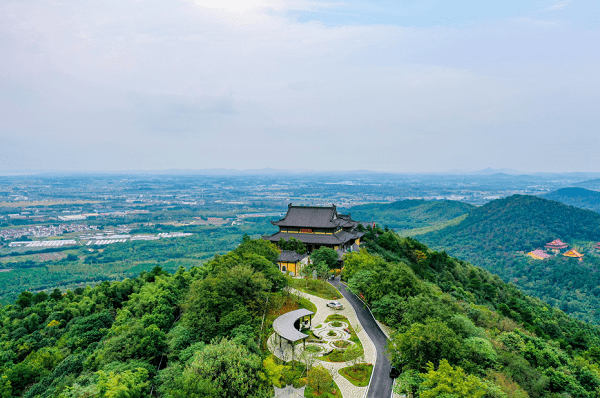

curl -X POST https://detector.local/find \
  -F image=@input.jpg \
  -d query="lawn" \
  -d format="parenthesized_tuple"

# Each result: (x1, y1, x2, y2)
(290, 278, 342, 300)
(339, 364, 373, 387)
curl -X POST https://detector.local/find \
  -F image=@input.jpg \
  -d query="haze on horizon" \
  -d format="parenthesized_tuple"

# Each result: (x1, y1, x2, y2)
(1, 0, 599, 173)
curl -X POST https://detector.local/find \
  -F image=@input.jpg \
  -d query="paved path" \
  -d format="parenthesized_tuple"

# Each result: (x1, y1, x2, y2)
(268, 285, 376, 398)
(330, 278, 394, 398)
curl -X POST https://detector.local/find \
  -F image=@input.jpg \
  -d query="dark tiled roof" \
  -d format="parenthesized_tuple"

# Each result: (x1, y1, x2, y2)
(278, 250, 307, 263)
(265, 230, 363, 245)
(272, 205, 342, 229)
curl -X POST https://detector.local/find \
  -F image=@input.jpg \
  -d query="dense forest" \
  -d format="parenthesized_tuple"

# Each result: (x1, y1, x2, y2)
(347, 200, 474, 231)
(0, 218, 277, 304)
(344, 226, 600, 397)
(4, 220, 600, 396)
(0, 237, 291, 397)
(414, 195, 600, 324)
(543, 188, 600, 213)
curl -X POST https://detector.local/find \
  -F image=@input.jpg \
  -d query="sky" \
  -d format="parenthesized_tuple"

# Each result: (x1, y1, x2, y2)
(0, 0, 599, 173)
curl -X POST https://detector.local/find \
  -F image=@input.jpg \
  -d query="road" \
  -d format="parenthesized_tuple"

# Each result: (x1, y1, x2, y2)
(330, 277, 394, 398)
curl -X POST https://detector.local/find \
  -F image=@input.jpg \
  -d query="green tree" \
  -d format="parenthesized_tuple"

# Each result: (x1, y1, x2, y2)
(263, 357, 284, 387)
(182, 338, 270, 398)
(393, 370, 422, 398)
(0, 376, 11, 398)
(341, 250, 387, 280)
(311, 247, 339, 270)
(277, 237, 307, 254)
(96, 368, 150, 398)
(307, 366, 332, 395)
(419, 360, 489, 398)
(50, 288, 63, 301)
(388, 320, 462, 371)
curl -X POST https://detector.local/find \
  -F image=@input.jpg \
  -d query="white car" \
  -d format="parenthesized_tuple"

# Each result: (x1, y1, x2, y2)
(327, 301, 343, 310)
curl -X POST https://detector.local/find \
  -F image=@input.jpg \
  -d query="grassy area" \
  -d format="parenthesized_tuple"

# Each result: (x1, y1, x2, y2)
(397, 213, 468, 237)
(298, 295, 318, 314)
(304, 379, 342, 398)
(290, 278, 342, 300)
(339, 364, 373, 387)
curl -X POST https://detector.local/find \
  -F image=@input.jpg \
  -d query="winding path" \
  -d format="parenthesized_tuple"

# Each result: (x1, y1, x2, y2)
(330, 277, 394, 398)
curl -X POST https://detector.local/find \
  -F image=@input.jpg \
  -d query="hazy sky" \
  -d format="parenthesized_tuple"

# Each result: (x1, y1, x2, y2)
(1, 0, 599, 172)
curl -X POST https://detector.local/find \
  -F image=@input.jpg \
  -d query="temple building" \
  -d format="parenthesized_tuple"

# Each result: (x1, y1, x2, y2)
(264, 204, 364, 274)
(594, 242, 600, 251)
(545, 239, 568, 251)
(527, 249, 552, 260)
(276, 250, 309, 276)
(563, 249, 584, 261)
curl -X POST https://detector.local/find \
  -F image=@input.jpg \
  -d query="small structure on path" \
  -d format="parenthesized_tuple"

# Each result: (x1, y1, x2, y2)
(594, 242, 600, 250)
(274, 385, 305, 398)
(272, 308, 314, 361)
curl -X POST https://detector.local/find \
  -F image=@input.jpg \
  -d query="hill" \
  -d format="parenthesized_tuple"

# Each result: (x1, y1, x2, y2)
(418, 195, 600, 324)
(348, 199, 475, 232)
(4, 232, 600, 397)
(576, 178, 600, 190)
(345, 227, 600, 397)
(543, 187, 600, 212)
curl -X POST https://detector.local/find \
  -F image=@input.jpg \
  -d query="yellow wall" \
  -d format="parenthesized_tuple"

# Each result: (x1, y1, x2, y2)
(279, 261, 298, 275)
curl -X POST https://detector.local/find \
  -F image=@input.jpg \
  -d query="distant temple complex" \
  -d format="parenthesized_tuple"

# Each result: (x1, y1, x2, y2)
(264, 204, 364, 275)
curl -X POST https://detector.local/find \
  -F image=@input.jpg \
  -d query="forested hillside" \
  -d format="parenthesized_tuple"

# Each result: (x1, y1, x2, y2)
(0, 237, 291, 398)
(0, 218, 277, 305)
(344, 226, 600, 397)
(5, 227, 600, 397)
(543, 188, 600, 213)
(418, 195, 600, 324)
(348, 200, 474, 232)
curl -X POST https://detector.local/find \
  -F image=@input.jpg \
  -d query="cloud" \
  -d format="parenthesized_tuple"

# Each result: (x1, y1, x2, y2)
(543, 0, 573, 12)
(0, 0, 599, 172)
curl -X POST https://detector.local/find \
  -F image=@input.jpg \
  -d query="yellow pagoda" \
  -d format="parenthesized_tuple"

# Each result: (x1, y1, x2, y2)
(563, 249, 584, 261)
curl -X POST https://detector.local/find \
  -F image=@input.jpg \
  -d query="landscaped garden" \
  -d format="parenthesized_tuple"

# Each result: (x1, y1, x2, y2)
(318, 314, 364, 363)
(339, 363, 373, 387)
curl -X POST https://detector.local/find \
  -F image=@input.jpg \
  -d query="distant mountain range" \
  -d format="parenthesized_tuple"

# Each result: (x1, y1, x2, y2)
(575, 178, 600, 190)
(348, 200, 475, 232)
(542, 187, 600, 213)
(417, 195, 600, 323)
